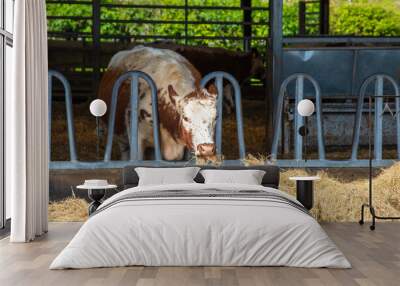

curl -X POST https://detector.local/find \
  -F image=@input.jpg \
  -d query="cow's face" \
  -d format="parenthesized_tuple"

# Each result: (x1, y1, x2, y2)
(168, 85, 217, 158)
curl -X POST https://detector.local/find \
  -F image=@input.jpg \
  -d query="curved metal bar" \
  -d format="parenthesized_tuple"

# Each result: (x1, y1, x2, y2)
(104, 71, 161, 162)
(48, 70, 78, 162)
(271, 73, 325, 160)
(200, 71, 246, 159)
(351, 74, 400, 160)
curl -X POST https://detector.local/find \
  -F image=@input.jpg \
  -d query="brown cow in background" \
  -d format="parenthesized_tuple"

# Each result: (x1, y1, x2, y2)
(147, 42, 266, 84)
(146, 42, 266, 113)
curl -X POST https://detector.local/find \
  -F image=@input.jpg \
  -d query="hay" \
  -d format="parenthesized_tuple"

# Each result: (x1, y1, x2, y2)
(48, 197, 88, 222)
(242, 153, 276, 166)
(280, 164, 400, 222)
(193, 154, 224, 166)
(48, 164, 400, 222)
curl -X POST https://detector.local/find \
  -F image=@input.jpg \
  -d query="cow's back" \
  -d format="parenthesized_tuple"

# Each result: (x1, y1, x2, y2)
(98, 46, 201, 134)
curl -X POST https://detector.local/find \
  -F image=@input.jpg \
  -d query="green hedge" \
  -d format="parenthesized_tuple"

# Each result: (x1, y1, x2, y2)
(46, 0, 400, 51)
(330, 2, 400, 36)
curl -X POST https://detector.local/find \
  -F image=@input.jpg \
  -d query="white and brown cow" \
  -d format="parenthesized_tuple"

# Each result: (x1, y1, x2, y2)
(98, 46, 218, 161)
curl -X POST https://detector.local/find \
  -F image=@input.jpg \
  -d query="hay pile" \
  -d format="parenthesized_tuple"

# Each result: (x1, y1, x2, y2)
(48, 163, 400, 222)
(48, 197, 88, 222)
(281, 165, 400, 222)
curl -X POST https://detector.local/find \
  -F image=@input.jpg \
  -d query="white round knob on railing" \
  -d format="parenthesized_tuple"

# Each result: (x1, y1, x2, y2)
(90, 99, 107, 117)
(297, 99, 315, 117)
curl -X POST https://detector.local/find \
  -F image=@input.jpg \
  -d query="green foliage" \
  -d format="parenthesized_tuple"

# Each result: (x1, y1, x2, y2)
(46, 0, 400, 51)
(330, 2, 400, 36)
(47, 3, 92, 33)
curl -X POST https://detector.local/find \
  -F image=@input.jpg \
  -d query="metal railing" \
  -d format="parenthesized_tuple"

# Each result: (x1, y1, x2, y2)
(104, 71, 162, 162)
(271, 73, 325, 161)
(49, 70, 400, 168)
(49, 70, 245, 168)
(351, 74, 400, 161)
(48, 70, 78, 162)
(200, 71, 246, 159)
(272, 73, 400, 167)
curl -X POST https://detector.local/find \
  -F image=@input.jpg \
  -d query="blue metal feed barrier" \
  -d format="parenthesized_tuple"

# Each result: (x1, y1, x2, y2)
(200, 71, 246, 159)
(48, 70, 77, 162)
(351, 74, 400, 161)
(271, 73, 325, 161)
(272, 73, 400, 168)
(49, 70, 245, 168)
(103, 71, 162, 162)
(48, 51, 400, 169)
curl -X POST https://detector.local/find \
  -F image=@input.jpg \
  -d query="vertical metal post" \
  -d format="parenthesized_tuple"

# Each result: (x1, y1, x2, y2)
(92, 0, 101, 98)
(200, 72, 246, 159)
(241, 0, 252, 52)
(374, 76, 383, 161)
(95, 116, 100, 160)
(294, 76, 304, 160)
(129, 76, 139, 161)
(299, 1, 306, 35)
(368, 96, 373, 206)
(271, 74, 325, 161)
(268, 0, 283, 151)
(215, 76, 224, 156)
(104, 71, 161, 162)
(48, 71, 77, 162)
(304, 117, 308, 161)
(319, 0, 329, 35)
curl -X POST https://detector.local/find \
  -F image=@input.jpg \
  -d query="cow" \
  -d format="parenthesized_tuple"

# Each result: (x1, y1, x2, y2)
(101, 42, 266, 113)
(146, 42, 266, 114)
(98, 46, 218, 161)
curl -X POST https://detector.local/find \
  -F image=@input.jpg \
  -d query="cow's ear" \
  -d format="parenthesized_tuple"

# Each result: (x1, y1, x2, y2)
(206, 84, 218, 97)
(168, 85, 178, 104)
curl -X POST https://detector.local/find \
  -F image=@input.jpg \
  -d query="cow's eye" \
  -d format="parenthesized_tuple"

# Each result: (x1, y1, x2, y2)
(183, 116, 189, 121)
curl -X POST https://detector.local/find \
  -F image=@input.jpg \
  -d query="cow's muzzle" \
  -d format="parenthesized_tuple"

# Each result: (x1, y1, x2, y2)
(196, 143, 216, 157)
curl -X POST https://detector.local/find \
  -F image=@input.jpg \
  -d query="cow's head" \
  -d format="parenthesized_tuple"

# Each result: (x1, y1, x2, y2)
(168, 85, 218, 159)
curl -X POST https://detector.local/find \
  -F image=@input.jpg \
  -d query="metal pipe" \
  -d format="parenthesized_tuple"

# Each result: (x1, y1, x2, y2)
(351, 74, 400, 161)
(48, 70, 78, 162)
(294, 75, 304, 160)
(49, 159, 399, 170)
(200, 71, 246, 159)
(129, 76, 139, 161)
(374, 76, 383, 160)
(271, 73, 325, 161)
(104, 71, 161, 162)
